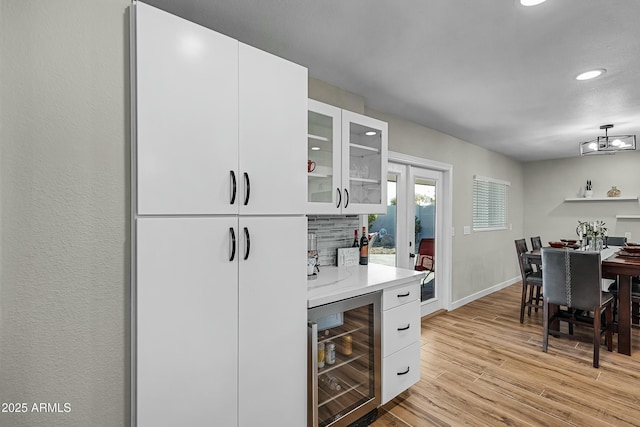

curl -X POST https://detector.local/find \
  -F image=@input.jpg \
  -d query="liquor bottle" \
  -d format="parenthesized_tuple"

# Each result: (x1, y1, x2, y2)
(352, 229, 359, 248)
(359, 226, 368, 265)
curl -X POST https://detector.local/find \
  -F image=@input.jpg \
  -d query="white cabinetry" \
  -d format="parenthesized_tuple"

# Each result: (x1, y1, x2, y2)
(136, 2, 306, 216)
(136, 217, 239, 426)
(133, 3, 307, 426)
(307, 99, 388, 214)
(136, 217, 307, 426)
(381, 283, 421, 404)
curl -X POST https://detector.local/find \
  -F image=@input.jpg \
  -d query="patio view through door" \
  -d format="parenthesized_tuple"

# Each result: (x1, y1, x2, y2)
(369, 156, 449, 316)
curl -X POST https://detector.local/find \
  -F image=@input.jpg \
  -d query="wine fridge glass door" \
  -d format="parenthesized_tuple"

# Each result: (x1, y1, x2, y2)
(308, 291, 381, 427)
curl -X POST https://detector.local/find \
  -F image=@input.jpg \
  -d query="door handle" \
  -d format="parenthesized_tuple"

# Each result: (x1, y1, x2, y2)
(344, 188, 349, 208)
(397, 324, 411, 331)
(397, 367, 410, 376)
(243, 227, 251, 260)
(336, 188, 341, 209)
(229, 227, 236, 261)
(243, 172, 250, 206)
(230, 171, 237, 205)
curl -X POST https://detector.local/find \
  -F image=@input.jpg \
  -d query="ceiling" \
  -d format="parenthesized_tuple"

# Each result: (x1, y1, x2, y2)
(142, 0, 640, 162)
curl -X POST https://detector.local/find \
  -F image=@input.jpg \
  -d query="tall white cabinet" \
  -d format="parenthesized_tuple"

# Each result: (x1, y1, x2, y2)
(132, 2, 307, 426)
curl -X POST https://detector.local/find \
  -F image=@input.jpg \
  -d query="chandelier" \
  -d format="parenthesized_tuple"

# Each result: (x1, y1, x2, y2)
(580, 124, 636, 156)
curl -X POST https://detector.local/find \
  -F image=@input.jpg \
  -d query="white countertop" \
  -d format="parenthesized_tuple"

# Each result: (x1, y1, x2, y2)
(307, 263, 426, 308)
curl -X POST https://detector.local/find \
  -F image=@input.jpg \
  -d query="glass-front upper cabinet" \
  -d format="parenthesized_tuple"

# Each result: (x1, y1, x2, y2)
(308, 100, 341, 214)
(341, 110, 388, 215)
(307, 100, 388, 215)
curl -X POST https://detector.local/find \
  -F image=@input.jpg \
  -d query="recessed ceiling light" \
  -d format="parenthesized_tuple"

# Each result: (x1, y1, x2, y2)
(311, 146, 320, 151)
(576, 69, 606, 80)
(365, 131, 377, 136)
(520, 0, 547, 6)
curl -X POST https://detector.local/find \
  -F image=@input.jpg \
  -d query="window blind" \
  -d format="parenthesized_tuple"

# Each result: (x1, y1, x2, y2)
(473, 175, 510, 231)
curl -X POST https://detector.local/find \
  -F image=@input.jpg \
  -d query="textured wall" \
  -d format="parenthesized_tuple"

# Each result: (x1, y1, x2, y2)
(523, 152, 640, 245)
(310, 78, 525, 303)
(364, 108, 524, 302)
(1, 1, 130, 426)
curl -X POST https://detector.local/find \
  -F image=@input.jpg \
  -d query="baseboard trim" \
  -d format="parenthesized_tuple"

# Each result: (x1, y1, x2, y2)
(449, 276, 520, 311)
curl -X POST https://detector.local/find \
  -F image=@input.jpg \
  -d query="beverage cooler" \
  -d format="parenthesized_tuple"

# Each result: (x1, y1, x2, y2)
(308, 292, 381, 427)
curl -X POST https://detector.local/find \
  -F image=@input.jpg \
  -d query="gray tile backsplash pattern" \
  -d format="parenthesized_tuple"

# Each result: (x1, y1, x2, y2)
(308, 216, 360, 267)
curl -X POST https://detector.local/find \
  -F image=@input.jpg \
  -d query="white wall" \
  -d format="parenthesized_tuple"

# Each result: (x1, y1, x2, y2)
(1, 1, 130, 426)
(523, 152, 640, 244)
(310, 78, 525, 302)
(366, 109, 524, 302)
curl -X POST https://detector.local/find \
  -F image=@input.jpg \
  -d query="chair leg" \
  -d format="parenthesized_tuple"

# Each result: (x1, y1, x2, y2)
(520, 281, 528, 323)
(528, 284, 534, 316)
(534, 286, 541, 313)
(593, 307, 601, 368)
(605, 303, 613, 352)
(542, 297, 549, 352)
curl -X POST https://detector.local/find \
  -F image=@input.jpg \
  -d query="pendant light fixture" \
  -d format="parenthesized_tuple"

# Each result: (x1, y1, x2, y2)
(580, 124, 637, 156)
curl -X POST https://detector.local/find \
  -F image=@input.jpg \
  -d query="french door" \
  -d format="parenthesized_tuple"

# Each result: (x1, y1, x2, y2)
(369, 155, 451, 316)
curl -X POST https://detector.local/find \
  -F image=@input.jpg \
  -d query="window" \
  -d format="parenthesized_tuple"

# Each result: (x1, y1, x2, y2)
(473, 175, 510, 231)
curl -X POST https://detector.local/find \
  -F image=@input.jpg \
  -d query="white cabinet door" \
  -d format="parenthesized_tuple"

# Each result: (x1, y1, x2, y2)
(135, 3, 239, 215)
(237, 216, 307, 426)
(341, 110, 388, 215)
(136, 217, 238, 427)
(239, 43, 307, 215)
(307, 99, 343, 214)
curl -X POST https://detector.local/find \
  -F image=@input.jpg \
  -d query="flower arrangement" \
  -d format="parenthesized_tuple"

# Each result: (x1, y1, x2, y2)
(576, 220, 607, 239)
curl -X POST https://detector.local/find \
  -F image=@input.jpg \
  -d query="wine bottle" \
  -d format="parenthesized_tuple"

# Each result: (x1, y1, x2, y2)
(320, 374, 341, 391)
(359, 226, 368, 265)
(352, 229, 359, 248)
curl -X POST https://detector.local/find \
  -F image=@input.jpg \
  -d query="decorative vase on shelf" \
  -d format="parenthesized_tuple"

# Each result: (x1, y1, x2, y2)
(607, 186, 621, 197)
(584, 179, 592, 198)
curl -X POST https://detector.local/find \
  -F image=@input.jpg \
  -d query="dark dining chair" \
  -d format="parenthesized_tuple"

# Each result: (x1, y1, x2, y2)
(606, 236, 627, 246)
(530, 236, 542, 250)
(541, 248, 614, 368)
(515, 239, 543, 323)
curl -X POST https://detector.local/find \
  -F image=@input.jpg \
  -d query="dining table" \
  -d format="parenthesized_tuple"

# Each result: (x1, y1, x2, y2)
(523, 245, 640, 356)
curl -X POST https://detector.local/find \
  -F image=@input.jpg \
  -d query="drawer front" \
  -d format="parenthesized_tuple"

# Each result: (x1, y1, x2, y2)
(382, 341, 420, 404)
(382, 299, 420, 357)
(383, 282, 420, 311)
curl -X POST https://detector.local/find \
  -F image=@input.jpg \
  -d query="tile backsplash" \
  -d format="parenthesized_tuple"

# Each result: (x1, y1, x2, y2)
(308, 216, 360, 267)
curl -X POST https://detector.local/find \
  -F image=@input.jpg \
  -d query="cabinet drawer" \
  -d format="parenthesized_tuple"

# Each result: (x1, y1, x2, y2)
(382, 341, 420, 405)
(382, 299, 420, 357)
(383, 282, 419, 310)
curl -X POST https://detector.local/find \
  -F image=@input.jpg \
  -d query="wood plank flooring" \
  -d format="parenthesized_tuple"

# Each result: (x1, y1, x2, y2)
(372, 283, 640, 427)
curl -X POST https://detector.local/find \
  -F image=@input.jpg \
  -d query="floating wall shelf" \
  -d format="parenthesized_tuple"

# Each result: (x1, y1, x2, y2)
(616, 215, 640, 219)
(564, 196, 639, 202)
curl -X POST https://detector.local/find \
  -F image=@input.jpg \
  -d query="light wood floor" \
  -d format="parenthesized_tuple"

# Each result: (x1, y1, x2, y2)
(372, 283, 640, 427)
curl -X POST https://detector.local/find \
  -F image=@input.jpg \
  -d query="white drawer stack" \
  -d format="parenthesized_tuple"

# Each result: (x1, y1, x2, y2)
(381, 282, 421, 404)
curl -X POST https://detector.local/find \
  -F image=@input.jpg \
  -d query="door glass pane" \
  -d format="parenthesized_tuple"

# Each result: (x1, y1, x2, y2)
(348, 122, 382, 205)
(414, 178, 436, 302)
(369, 173, 397, 267)
(308, 110, 334, 203)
